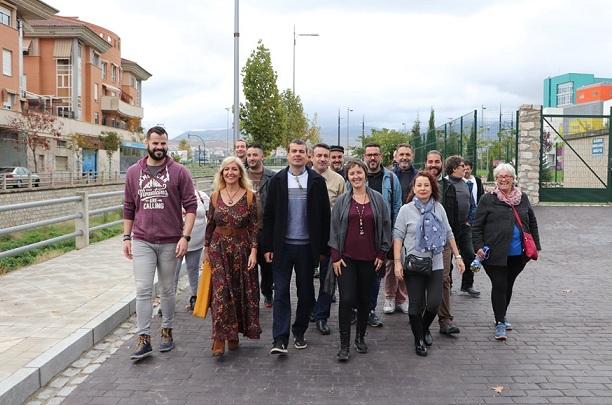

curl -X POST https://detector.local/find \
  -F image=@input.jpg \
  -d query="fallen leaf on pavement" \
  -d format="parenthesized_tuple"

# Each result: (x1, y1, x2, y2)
(490, 385, 506, 394)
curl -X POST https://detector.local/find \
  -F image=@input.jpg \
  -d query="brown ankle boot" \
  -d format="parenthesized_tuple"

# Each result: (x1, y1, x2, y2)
(211, 339, 225, 356)
(228, 337, 239, 351)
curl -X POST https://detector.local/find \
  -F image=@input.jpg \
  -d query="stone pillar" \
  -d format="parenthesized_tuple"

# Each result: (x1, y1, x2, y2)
(517, 104, 541, 205)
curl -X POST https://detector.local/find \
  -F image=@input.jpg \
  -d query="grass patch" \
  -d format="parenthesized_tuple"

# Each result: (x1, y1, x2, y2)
(0, 212, 123, 275)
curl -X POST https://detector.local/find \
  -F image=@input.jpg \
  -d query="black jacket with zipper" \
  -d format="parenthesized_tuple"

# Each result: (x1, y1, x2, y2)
(262, 166, 330, 266)
(472, 192, 541, 267)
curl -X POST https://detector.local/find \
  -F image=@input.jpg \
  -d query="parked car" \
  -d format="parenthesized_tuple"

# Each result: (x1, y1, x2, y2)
(0, 167, 41, 188)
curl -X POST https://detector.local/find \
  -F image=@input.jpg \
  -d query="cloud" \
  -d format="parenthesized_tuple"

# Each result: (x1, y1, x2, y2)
(48, 0, 612, 137)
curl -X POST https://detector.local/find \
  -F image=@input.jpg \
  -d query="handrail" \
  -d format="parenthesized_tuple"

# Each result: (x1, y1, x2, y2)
(0, 196, 82, 213)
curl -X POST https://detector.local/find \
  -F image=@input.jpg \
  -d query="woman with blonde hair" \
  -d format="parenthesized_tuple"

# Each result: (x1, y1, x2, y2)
(204, 156, 260, 356)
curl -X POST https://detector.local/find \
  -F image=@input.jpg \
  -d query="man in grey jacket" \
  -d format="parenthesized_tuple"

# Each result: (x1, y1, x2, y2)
(246, 144, 276, 307)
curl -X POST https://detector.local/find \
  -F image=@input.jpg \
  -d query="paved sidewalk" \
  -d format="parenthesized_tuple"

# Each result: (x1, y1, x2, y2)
(0, 236, 133, 404)
(53, 206, 612, 405)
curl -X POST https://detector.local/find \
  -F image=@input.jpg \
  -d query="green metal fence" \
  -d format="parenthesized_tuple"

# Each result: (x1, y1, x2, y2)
(539, 109, 612, 202)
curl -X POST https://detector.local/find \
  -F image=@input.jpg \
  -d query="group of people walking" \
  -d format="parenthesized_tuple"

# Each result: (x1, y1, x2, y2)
(122, 126, 541, 362)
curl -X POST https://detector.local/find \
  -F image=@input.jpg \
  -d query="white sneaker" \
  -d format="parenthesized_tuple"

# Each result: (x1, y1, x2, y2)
(396, 301, 409, 314)
(383, 298, 395, 314)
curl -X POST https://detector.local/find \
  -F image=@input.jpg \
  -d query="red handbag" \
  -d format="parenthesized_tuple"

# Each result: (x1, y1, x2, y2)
(511, 206, 538, 260)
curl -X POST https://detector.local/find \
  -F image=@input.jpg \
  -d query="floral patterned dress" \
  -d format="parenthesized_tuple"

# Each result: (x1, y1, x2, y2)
(205, 191, 261, 340)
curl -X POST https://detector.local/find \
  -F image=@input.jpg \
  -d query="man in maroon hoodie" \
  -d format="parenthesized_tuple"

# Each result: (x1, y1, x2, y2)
(123, 126, 197, 360)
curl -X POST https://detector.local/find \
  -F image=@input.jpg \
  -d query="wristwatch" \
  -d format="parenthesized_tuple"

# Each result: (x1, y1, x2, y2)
(123, 234, 132, 241)
(182, 235, 191, 242)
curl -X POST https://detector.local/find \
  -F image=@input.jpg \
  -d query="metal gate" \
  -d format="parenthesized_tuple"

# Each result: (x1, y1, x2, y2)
(539, 110, 612, 202)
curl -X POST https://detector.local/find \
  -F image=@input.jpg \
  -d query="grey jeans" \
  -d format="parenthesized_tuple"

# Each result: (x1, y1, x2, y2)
(132, 239, 179, 336)
(173, 248, 203, 297)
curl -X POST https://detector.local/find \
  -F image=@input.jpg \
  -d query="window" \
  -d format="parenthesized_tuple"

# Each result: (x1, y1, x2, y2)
(0, 5, 11, 27)
(57, 140, 67, 148)
(56, 58, 71, 98)
(2, 49, 12, 76)
(55, 156, 68, 171)
(556, 82, 573, 107)
(91, 51, 100, 67)
(94, 83, 99, 101)
(101, 62, 107, 80)
(3, 93, 14, 109)
(57, 106, 72, 118)
(111, 64, 117, 82)
(94, 112, 99, 124)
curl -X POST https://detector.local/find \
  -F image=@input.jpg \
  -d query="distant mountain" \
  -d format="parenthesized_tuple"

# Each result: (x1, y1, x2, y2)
(171, 126, 376, 148)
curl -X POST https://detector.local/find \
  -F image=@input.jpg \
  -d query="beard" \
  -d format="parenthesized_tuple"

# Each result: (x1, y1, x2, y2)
(148, 148, 168, 161)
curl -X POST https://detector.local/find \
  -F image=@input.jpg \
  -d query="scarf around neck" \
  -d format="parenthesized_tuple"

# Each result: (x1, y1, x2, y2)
(413, 197, 445, 254)
(493, 186, 522, 206)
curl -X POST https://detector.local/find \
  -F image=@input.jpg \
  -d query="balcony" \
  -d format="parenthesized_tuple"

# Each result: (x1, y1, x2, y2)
(101, 96, 143, 119)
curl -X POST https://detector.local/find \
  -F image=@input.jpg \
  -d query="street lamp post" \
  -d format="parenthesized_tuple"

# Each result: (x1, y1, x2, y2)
(233, 0, 240, 145)
(346, 107, 354, 151)
(188, 133, 206, 166)
(292, 25, 319, 95)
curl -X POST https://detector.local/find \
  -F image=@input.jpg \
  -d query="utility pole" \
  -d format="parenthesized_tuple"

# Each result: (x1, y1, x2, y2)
(337, 108, 341, 146)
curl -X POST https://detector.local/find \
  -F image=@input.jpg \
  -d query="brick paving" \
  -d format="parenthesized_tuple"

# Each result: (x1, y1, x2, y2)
(45, 207, 612, 404)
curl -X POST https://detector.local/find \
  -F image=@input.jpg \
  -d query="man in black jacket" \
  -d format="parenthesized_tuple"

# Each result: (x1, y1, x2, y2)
(246, 144, 276, 308)
(263, 140, 331, 355)
(443, 156, 479, 298)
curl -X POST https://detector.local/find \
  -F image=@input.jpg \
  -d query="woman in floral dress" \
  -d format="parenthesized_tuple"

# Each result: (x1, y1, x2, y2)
(204, 156, 260, 356)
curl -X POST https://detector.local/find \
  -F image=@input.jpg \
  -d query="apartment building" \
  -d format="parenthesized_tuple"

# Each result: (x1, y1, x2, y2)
(0, 0, 151, 175)
(1, 0, 58, 112)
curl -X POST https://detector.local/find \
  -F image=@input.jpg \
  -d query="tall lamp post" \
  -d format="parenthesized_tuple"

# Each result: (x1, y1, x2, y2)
(233, 0, 240, 145)
(346, 107, 354, 151)
(188, 133, 206, 166)
(292, 25, 319, 94)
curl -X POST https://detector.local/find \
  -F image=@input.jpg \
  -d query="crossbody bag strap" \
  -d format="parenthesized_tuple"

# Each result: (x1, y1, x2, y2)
(511, 206, 525, 231)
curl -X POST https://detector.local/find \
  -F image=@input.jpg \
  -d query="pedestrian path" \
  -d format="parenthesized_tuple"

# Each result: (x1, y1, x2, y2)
(0, 236, 133, 404)
(4, 206, 612, 404)
(54, 206, 612, 405)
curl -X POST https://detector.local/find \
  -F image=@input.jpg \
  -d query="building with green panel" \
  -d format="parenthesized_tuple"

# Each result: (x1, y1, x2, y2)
(543, 73, 612, 108)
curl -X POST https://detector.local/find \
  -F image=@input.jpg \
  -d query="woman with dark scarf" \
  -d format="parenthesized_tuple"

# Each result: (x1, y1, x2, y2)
(328, 159, 391, 362)
(393, 171, 465, 356)
(472, 163, 540, 341)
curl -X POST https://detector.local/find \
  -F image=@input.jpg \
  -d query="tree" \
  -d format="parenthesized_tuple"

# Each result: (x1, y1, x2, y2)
(304, 112, 322, 145)
(178, 139, 192, 160)
(352, 128, 410, 167)
(425, 108, 437, 153)
(99, 131, 121, 175)
(68, 133, 98, 174)
(280, 89, 308, 146)
(410, 118, 424, 168)
(9, 109, 63, 172)
(240, 40, 285, 153)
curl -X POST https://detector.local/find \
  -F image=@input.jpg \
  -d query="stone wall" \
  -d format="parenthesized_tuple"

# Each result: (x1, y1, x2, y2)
(517, 104, 542, 205)
(0, 177, 213, 229)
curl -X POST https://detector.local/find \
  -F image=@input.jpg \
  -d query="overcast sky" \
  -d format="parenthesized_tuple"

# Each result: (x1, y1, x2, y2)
(50, 0, 612, 138)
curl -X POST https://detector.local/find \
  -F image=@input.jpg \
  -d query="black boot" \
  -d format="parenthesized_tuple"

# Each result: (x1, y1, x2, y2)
(409, 314, 427, 357)
(337, 331, 350, 362)
(354, 328, 368, 354)
(422, 310, 436, 347)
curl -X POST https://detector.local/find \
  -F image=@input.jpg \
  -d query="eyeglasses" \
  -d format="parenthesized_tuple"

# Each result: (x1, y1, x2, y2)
(365, 153, 380, 158)
(496, 175, 514, 180)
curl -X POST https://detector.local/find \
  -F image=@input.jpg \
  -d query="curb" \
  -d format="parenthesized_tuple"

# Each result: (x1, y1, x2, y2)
(0, 292, 136, 405)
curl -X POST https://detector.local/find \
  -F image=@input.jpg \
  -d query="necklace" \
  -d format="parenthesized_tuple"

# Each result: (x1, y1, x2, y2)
(353, 193, 368, 236)
(225, 187, 240, 204)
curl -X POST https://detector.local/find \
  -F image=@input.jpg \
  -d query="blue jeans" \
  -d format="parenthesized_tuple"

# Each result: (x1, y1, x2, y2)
(313, 255, 332, 321)
(272, 243, 315, 341)
(369, 266, 384, 311)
